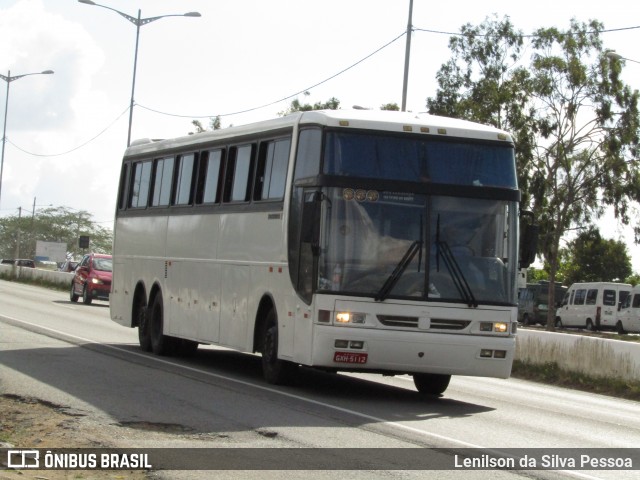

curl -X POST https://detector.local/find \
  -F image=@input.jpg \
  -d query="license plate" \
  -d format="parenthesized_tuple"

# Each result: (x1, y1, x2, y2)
(333, 352, 368, 364)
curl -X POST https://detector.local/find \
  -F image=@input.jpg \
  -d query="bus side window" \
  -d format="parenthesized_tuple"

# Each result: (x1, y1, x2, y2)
(151, 156, 175, 207)
(117, 163, 129, 210)
(174, 153, 196, 206)
(254, 138, 291, 201)
(195, 149, 224, 204)
(224, 144, 255, 203)
(294, 128, 322, 181)
(129, 160, 152, 208)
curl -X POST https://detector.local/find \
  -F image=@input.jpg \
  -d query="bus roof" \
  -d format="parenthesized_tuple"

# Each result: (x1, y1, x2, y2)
(125, 109, 513, 157)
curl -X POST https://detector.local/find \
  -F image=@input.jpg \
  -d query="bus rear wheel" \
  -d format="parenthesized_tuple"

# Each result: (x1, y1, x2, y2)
(616, 321, 626, 335)
(413, 373, 451, 396)
(149, 293, 174, 356)
(136, 297, 151, 352)
(261, 310, 296, 385)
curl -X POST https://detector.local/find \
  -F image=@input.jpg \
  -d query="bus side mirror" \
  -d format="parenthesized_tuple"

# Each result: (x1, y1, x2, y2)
(300, 191, 322, 256)
(519, 212, 538, 269)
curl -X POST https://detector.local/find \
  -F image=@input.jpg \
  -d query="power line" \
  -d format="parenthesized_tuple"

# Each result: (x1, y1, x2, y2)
(137, 30, 408, 119)
(414, 24, 640, 38)
(7, 24, 639, 157)
(5, 105, 130, 157)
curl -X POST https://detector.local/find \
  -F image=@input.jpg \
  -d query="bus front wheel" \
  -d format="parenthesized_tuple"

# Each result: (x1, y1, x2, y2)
(261, 310, 296, 385)
(413, 373, 451, 396)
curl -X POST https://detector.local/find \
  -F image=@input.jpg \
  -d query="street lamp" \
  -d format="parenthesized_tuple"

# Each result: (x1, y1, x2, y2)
(0, 69, 54, 210)
(605, 50, 640, 64)
(78, 0, 201, 147)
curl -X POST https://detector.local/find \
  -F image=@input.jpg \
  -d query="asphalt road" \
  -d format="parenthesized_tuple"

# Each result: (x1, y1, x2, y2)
(1, 279, 639, 480)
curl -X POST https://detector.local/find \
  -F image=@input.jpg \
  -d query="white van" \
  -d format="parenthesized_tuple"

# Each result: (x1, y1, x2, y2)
(556, 282, 632, 331)
(617, 285, 640, 334)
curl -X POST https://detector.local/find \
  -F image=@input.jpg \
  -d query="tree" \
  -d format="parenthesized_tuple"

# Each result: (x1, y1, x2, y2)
(427, 16, 640, 330)
(380, 103, 400, 111)
(560, 227, 632, 284)
(190, 115, 222, 134)
(0, 207, 113, 260)
(278, 92, 340, 116)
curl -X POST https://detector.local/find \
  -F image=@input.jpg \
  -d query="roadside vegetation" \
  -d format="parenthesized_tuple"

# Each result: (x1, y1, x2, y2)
(512, 360, 640, 401)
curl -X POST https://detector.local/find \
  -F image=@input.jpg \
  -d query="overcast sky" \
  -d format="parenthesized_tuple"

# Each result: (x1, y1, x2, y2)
(0, 0, 638, 268)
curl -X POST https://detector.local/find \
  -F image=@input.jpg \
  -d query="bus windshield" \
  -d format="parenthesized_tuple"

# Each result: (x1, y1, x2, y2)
(317, 188, 517, 305)
(310, 131, 520, 306)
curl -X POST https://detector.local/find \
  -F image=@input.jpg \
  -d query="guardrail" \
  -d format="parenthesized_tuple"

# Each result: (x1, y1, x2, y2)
(0, 264, 73, 287)
(2, 263, 639, 381)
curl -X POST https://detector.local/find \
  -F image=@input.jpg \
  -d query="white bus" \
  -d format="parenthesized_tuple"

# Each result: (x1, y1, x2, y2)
(110, 109, 536, 396)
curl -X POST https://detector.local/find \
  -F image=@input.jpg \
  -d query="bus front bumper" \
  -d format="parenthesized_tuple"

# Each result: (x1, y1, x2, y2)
(311, 325, 515, 378)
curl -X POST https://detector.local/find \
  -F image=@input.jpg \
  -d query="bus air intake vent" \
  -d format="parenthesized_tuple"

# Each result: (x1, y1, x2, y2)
(430, 319, 471, 330)
(377, 315, 419, 328)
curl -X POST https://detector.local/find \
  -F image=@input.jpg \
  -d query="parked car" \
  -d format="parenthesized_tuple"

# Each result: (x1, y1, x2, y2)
(70, 253, 112, 304)
(1, 258, 35, 268)
(556, 282, 631, 331)
(616, 285, 640, 334)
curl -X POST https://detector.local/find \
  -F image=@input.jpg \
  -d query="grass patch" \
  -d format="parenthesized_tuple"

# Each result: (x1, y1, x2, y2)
(512, 360, 640, 401)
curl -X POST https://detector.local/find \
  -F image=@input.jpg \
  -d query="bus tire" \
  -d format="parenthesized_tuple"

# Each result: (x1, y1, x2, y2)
(261, 310, 296, 385)
(149, 293, 174, 356)
(413, 373, 451, 396)
(555, 318, 563, 329)
(70, 282, 79, 303)
(616, 321, 626, 335)
(136, 297, 152, 352)
(586, 319, 595, 331)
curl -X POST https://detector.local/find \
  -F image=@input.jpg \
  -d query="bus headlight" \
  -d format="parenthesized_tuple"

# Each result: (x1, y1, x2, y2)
(494, 322, 508, 333)
(335, 312, 366, 324)
(480, 322, 509, 333)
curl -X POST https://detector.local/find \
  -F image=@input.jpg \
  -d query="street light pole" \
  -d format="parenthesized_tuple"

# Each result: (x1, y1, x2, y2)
(401, 0, 413, 112)
(77, 0, 201, 146)
(0, 69, 54, 210)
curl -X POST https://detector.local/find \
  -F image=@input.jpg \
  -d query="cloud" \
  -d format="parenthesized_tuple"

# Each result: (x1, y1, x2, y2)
(0, 0, 105, 132)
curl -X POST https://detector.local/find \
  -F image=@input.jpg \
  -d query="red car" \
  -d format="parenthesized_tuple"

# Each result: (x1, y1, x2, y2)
(70, 253, 112, 304)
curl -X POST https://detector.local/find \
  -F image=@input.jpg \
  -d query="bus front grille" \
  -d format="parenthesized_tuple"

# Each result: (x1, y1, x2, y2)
(377, 315, 470, 330)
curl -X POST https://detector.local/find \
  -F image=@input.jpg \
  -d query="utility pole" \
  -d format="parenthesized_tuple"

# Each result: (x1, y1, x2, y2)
(15, 206, 22, 260)
(401, 0, 413, 111)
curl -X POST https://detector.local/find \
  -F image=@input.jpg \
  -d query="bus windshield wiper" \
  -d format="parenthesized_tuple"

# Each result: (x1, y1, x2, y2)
(436, 240, 478, 308)
(436, 216, 477, 308)
(375, 240, 421, 302)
